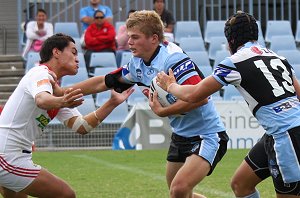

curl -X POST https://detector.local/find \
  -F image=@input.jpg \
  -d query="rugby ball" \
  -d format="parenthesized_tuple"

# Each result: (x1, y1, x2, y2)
(150, 76, 177, 107)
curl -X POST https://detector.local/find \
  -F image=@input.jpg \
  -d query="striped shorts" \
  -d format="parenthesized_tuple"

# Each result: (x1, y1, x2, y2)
(0, 151, 41, 192)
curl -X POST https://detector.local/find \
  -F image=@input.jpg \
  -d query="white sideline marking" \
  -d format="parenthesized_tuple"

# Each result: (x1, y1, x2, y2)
(74, 154, 233, 198)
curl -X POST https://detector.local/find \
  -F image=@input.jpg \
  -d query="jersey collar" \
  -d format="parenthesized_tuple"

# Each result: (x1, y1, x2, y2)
(143, 45, 161, 66)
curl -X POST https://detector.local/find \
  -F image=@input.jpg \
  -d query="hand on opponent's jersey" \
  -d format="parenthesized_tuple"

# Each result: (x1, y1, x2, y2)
(157, 68, 177, 92)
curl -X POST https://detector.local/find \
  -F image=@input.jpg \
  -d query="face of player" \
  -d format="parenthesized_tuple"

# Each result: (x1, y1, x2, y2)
(127, 28, 158, 62)
(57, 42, 79, 77)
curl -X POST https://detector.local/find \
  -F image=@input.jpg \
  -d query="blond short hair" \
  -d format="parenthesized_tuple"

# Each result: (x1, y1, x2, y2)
(126, 10, 164, 42)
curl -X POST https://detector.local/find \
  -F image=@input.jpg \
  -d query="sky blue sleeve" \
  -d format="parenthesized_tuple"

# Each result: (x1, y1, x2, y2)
(104, 6, 113, 17)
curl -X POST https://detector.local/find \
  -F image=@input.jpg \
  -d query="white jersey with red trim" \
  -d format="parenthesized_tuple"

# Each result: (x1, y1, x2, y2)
(0, 65, 80, 153)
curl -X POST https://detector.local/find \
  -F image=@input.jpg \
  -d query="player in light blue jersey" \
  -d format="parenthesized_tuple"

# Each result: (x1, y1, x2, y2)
(61, 10, 228, 198)
(157, 11, 300, 198)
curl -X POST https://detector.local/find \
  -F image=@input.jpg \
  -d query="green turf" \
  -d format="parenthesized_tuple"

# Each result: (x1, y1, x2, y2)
(26, 149, 274, 198)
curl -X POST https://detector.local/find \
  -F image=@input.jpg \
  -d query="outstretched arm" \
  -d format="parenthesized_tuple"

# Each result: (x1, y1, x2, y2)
(70, 76, 108, 95)
(156, 69, 223, 103)
(50, 68, 132, 96)
(65, 88, 134, 135)
(35, 88, 84, 110)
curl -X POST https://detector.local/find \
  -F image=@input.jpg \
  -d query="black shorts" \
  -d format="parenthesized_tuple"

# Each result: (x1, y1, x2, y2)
(167, 132, 228, 175)
(245, 127, 300, 195)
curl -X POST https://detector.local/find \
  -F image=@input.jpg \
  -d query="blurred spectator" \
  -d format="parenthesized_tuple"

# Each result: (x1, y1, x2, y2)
(115, 9, 136, 67)
(22, 8, 53, 59)
(80, 0, 113, 32)
(84, 10, 116, 67)
(153, 0, 175, 42)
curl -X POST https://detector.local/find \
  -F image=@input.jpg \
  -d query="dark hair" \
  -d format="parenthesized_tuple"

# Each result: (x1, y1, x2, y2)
(127, 9, 136, 18)
(40, 33, 75, 63)
(224, 11, 258, 54)
(153, 0, 165, 3)
(37, 8, 47, 15)
(93, 10, 105, 18)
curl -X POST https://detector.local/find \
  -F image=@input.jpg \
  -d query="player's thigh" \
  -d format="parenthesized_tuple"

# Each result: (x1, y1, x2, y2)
(2, 187, 27, 198)
(166, 161, 184, 188)
(21, 168, 74, 197)
(172, 155, 210, 188)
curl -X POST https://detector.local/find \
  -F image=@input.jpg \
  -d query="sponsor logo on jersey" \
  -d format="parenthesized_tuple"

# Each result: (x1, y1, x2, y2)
(37, 79, 50, 87)
(166, 93, 177, 104)
(36, 114, 50, 130)
(147, 68, 155, 75)
(136, 68, 142, 80)
(269, 160, 279, 178)
(173, 60, 195, 79)
(250, 46, 263, 55)
(273, 101, 293, 113)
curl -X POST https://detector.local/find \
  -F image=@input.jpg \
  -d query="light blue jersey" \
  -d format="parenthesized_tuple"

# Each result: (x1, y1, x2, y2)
(121, 42, 225, 138)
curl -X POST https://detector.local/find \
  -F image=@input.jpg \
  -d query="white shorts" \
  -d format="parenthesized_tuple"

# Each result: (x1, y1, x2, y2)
(0, 152, 41, 192)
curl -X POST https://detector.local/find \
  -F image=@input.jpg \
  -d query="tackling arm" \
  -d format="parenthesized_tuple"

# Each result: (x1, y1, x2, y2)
(157, 69, 223, 103)
(35, 88, 83, 110)
(51, 68, 133, 97)
(64, 89, 134, 134)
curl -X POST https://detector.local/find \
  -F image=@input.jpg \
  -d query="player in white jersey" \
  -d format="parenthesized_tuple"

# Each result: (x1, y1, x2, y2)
(157, 11, 300, 198)
(54, 10, 229, 198)
(0, 33, 133, 198)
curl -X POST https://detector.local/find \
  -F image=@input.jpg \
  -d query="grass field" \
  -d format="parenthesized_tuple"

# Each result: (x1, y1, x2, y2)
(26, 149, 274, 198)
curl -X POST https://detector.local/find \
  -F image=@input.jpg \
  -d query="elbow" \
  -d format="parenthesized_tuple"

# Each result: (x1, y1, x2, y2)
(76, 128, 88, 135)
(201, 98, 209, 105)
(35, 97, 48, 110)
(155, 111, 167, 117)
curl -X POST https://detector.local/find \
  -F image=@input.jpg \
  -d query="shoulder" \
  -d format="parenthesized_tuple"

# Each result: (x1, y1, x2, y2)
(160, 42, 189, 66)
(44, 22, 53, 28)
(164, 9, 173, 15)
(164, 42, 183, 54)
(27, 65, 48, 77)
(104, 21, 114, 28)
(80, 6, 90, 11)
(26, 21, 36, 27)
(87, 23, 97, 29)
(98, 5, 112, 12)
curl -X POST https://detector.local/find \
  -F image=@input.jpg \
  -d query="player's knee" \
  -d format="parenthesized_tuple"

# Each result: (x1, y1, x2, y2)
(230, 177, 239, 194)
(231, 177, 248, 195)
(170, 181, 191, 197)
(231, 178, 259, 197)
(62, 187, 76, 198)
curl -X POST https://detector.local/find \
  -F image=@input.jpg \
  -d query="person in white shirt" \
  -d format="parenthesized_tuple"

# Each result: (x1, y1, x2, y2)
(0, 33, 133, 198)
(22, 8, 53, 59)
